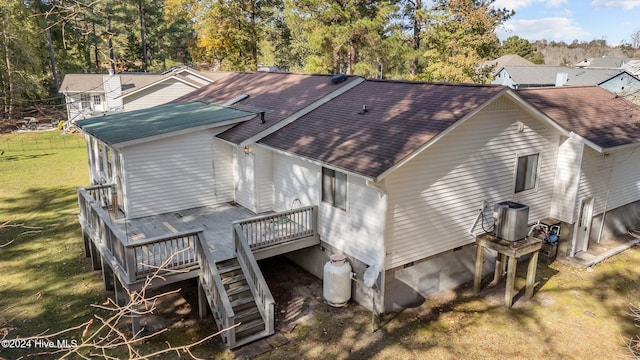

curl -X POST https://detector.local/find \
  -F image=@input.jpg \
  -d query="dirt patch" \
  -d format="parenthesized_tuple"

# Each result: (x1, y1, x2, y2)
(259, 256, 324, 330)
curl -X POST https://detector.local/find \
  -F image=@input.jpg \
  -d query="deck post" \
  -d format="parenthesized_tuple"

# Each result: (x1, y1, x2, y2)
(525, 250, 539, 300)
(130, 304, 141, 337)
(101, 256, 114, 291)
(82, 231, 91, 258)
(114, 276, 126, 306)
(198, 278, 208, 319)
(473, 244, 484, 295)
(505, 256, 518, 308)
(89, 240, 101, 271)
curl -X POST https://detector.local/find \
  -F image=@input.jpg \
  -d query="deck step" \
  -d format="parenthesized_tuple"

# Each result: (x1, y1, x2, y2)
(226, 284, 251, 297)
(235, 318, 265, 339)
(218, 264, 242, 274)
(221, 273, 246, 285)
(230, 295, 255, 309)
(234, 305, 261, 323)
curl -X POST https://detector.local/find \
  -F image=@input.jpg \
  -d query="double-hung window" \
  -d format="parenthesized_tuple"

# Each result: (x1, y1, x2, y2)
(322, 167, 347, 210)
(93, 95, 101, 106)
(80, 94, 91, 109)
(515, 154, 539, 193)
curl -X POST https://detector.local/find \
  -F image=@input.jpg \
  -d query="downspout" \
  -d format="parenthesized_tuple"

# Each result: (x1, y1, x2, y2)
(367, 178, 387, 315)
(596, 152, 615, 243)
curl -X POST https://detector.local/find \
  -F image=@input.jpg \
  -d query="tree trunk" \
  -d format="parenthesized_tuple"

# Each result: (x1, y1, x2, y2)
(410, 0, 422, 76)
(2, 12, 13, 119)
(92, 21, 99, 72)
(139, 0, 148, 72)
(108, 17, 115, 73)
(46, 26, 59, 93)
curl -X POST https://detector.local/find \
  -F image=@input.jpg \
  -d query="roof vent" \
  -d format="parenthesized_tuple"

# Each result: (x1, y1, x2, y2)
(331, 74, 347, 84)
(223, 94, 250, 106)
(358, 105, 368, 115)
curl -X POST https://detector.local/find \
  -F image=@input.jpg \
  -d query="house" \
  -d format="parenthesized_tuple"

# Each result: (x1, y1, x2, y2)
(481, 54, 535, 74)
(75, 73, 640, 348)
(492, 66, 625, 88)
(518, 86, 640, 259)
(575, 57, 632, 69)
(598, 70, 640, 104)
(623, 59, 640, 77)
(59, 66, 227, 122)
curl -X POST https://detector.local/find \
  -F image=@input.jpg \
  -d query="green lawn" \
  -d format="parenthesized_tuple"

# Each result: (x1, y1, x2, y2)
(0, 131, 103, 358)
(1, 131, 640, 360)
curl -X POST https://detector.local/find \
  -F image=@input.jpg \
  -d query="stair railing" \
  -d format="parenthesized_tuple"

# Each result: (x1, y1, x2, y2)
(233, 224, 275, 337)
(195, 237, 236, 347)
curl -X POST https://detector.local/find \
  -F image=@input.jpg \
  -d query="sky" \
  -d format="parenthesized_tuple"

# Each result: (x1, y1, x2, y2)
(491, 0, 640, 45)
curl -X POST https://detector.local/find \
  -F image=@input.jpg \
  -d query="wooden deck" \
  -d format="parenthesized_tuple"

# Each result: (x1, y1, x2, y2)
(78, 184, 319, 348)
(117, 203, 257, 263)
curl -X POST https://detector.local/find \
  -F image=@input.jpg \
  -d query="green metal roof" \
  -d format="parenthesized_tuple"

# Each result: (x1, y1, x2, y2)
(75, 102, 255, 147)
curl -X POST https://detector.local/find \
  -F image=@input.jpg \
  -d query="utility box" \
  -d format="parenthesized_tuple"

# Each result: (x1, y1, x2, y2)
(494, 201, 529, 241)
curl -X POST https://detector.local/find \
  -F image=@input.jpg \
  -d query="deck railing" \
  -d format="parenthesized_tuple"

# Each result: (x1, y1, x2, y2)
(234, 224, 274, 337)
(125, 230, 201, 282)
(233, 205, 318, 251)
(84, 184, 117, 217)
(78, 187, 200, 284)
(195, 237, 236, 347)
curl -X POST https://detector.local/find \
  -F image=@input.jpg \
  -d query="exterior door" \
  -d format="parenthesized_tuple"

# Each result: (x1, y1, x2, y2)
(573, 198, 594, 255)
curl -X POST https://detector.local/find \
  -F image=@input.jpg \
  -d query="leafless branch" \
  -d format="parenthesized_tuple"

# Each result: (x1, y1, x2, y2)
(0, 219, 42, 247)
(4, 247, 227, 359)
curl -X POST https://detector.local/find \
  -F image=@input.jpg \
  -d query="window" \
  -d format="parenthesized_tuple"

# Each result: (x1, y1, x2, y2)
(322, 167, 347, 210)
(80, 94, 91, 109)
(515, 154, 539, 193)
(93, 95, 101, 106)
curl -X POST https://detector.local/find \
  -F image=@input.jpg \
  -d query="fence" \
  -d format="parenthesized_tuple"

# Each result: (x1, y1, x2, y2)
(0, 135, 85, 152)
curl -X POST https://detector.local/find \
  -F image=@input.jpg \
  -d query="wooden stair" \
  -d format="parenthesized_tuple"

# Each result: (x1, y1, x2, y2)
(216, 258, 267, 346)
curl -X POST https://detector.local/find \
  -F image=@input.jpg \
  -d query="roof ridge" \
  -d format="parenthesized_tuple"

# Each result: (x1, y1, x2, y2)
(365, 78, 504, 87)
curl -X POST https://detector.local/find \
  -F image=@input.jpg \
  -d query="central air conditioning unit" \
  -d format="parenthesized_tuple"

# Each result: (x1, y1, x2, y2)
(494, 201, 529, 241)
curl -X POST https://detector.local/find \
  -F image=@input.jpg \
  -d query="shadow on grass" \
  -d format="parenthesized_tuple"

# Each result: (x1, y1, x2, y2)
(256, 251, 640, 360)
(0, 152, 56, 162)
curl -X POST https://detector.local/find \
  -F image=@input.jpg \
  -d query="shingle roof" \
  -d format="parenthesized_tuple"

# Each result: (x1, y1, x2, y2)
(518, 86, 640, 149)
(59, 67, 227, 95)
(259, 80, 506, 179)
(60, 73, 165, 94)
(498, 66, 626, 87)
(483, 55, 535, 74)
(75, 102, 255, 148)
(173, 72, 362, 144)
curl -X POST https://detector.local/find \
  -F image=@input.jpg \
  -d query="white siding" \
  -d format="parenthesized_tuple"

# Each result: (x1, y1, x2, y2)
(385, 98, 560, 269)
(550, 137, 583, 222)
(103, 74, 122, 111)
(254, 146, 274, 213)
(124, 81, 198, 112)
(577, 146, 640, 216)
(234, 147, 256, 212)
(212, 138, 235, 203)
(272, 152, 386, 267)
(123, 131, 223, 219)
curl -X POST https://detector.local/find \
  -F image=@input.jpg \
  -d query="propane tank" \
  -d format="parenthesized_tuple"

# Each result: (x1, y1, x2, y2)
(323, 254, 352, 307)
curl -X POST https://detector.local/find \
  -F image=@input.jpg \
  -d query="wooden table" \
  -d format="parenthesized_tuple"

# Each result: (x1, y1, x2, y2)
(473, 233, 542, 308)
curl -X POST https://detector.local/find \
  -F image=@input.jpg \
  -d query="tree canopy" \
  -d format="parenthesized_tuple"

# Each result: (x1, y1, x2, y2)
(12, 0, 640, 120)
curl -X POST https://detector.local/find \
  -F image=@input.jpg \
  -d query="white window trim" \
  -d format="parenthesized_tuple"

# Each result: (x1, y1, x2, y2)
(321, 167, 348, 211)
(513, 152, 541, 195)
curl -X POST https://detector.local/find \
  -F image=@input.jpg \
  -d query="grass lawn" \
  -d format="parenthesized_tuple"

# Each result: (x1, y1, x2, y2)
(1, 131, 640, 359)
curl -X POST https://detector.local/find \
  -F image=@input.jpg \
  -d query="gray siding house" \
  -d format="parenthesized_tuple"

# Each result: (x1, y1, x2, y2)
(75, 73, 640, 347)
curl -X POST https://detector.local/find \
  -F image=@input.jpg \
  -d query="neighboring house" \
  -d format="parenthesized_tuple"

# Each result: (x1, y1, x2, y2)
(575, 57, 632, 69)
(75, 73, 640, 348)
(481, 54, 535, 74)
(598, 71, 640, 104)
(623, 59, 640, 77)
(59, 66, 227, 122)
(492, 66, 624, 88)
